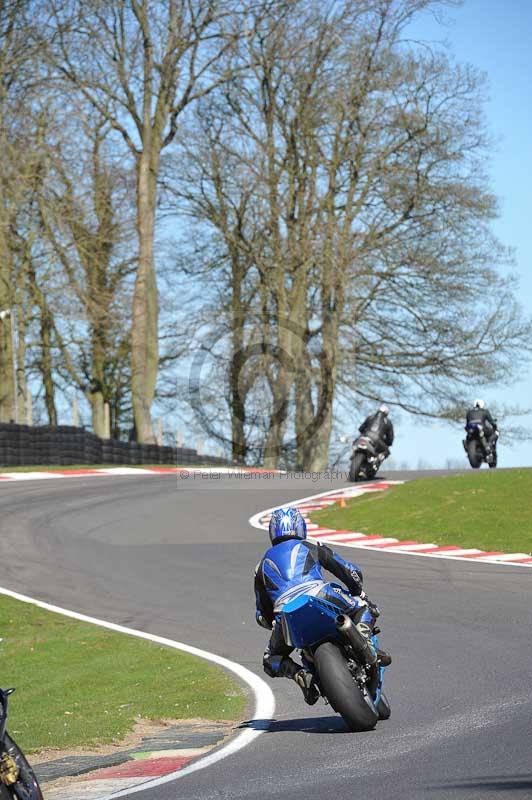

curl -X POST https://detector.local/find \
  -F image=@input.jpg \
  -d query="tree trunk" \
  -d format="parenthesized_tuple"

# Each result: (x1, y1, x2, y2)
(88, 391, 106, 438)
(40, 309, 57, 426)
(16, 305, 28, 424)
(302, 403, 333, 471)
(230, 349, 247, 464)
(131, 153, 159, 443)
(0, 316, 15, 423)
(263, 396, 288, 469)
(0, 215, 15, 423)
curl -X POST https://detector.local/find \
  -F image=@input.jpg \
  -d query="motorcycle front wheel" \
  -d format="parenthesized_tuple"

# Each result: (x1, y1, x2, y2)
(349, 452, 366, 482)
(314, 642, 378, 732)
(466, 440, 482, 469)
(1, 734, 43, 800)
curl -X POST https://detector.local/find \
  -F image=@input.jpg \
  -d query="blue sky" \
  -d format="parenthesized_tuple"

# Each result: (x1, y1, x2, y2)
(390, 0, 532, 468)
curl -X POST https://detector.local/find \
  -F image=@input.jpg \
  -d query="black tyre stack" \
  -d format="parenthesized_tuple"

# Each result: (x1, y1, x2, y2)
(83, 431, 102, 464)
(0, 423, 16, 467)
(0, 421, 234, 469)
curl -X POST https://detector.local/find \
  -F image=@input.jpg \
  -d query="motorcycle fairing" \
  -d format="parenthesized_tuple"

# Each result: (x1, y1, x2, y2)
(280, 582, 368, 648)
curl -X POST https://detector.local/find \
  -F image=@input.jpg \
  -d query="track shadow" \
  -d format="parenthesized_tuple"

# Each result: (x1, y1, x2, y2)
(239, 716, 362, 734)
(428, 775, 532, 794)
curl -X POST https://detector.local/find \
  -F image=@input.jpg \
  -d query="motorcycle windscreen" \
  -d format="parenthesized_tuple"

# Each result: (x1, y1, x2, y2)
(280, 594, 340, 649)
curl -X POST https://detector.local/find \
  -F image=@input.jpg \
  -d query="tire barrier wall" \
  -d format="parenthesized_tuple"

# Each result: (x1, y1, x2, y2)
(0, 423, 231, 468)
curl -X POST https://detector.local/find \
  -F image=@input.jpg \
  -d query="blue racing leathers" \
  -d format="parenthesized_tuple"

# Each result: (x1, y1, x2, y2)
(254, 539, 376, 677)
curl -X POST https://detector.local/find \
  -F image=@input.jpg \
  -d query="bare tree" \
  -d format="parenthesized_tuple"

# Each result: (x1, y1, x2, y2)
(171, 0, 532, 469)
(35, 110, 136, 437)
(45, 0, 255, 441)
(0, 0, 38, 422)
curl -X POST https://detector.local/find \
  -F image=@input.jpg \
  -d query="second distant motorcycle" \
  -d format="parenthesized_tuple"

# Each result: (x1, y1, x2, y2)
(463, 399, 498, 469)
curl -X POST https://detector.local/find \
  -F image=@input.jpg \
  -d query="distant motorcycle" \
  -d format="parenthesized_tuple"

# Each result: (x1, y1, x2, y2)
(349, 435, 388, 482)
(0, 688, 43, 800)
(463, 423, 497, 469)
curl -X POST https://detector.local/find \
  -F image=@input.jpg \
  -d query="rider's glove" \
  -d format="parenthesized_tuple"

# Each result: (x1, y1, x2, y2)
(364, 596, 381, 619)
(256, 610, 272, 629)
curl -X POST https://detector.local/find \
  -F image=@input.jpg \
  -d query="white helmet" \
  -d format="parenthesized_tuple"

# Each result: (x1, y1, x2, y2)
(379, 404, 389, 416)
(474, 399, 485, 409)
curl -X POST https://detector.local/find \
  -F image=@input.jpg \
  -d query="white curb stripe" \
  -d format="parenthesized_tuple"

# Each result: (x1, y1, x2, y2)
(0, 585, 275, 799)
(434, 548, 484, 556)
(479, 552, 532, 562)
(352, 537, 401, 547)
(313, 532, 368, 541)
(0, 466, 286, 483)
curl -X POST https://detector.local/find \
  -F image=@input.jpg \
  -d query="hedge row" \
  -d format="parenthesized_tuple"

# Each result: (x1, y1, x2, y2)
(0, 423, 230, 468)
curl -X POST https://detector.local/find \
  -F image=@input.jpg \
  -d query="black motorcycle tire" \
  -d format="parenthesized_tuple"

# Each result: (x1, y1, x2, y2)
(466, 440, 482, 469)
(314, 642, 378, 732)
(376, 691, 391, 720)
(349, 452, 366, 482)
(1, 734, 43, 800)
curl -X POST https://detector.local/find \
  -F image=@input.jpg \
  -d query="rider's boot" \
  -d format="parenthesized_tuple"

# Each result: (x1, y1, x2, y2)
(294, 669, 320, 705)
(376, 648, 392, 667)
(279, 658, 319, 705)
(357, 620, 392, 667)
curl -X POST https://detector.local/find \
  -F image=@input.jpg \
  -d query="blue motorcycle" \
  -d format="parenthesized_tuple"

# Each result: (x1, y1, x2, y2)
(279, 582, 390, 731)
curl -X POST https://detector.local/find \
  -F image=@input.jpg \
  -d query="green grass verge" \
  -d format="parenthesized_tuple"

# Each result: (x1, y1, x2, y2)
(311, 469, 532, 554)
(0, 595, 246, 753)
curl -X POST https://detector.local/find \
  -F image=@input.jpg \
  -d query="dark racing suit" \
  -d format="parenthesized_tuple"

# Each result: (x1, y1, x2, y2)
(254, 538, 376, 679)
(359, 411, 394, 457)
(465, 407, 499, 450)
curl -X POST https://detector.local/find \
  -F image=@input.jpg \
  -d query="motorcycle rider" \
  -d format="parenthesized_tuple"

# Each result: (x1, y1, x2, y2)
(358, 404, 394, 459)
(465, 399, 499, 452)
(255, 507, 391, 705)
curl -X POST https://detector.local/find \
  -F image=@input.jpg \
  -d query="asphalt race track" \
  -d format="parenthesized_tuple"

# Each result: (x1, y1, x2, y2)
(0, 471, 531, 799)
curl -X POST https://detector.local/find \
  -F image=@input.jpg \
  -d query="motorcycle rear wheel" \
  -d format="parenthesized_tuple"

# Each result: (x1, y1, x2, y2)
(314, 642, 378, 732)
(349, 452, 366, 482)
(466, 440, 482, 469)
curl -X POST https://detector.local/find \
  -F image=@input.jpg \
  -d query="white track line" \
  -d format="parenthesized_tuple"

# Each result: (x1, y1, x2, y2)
(0, 585, 275, 799)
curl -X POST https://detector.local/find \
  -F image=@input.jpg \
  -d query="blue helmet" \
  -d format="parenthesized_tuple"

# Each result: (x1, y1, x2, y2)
(268, 507, 307, 545)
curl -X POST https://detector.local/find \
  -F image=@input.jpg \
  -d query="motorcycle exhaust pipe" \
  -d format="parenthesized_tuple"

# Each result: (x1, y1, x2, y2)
(336, 614, 377, 666)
